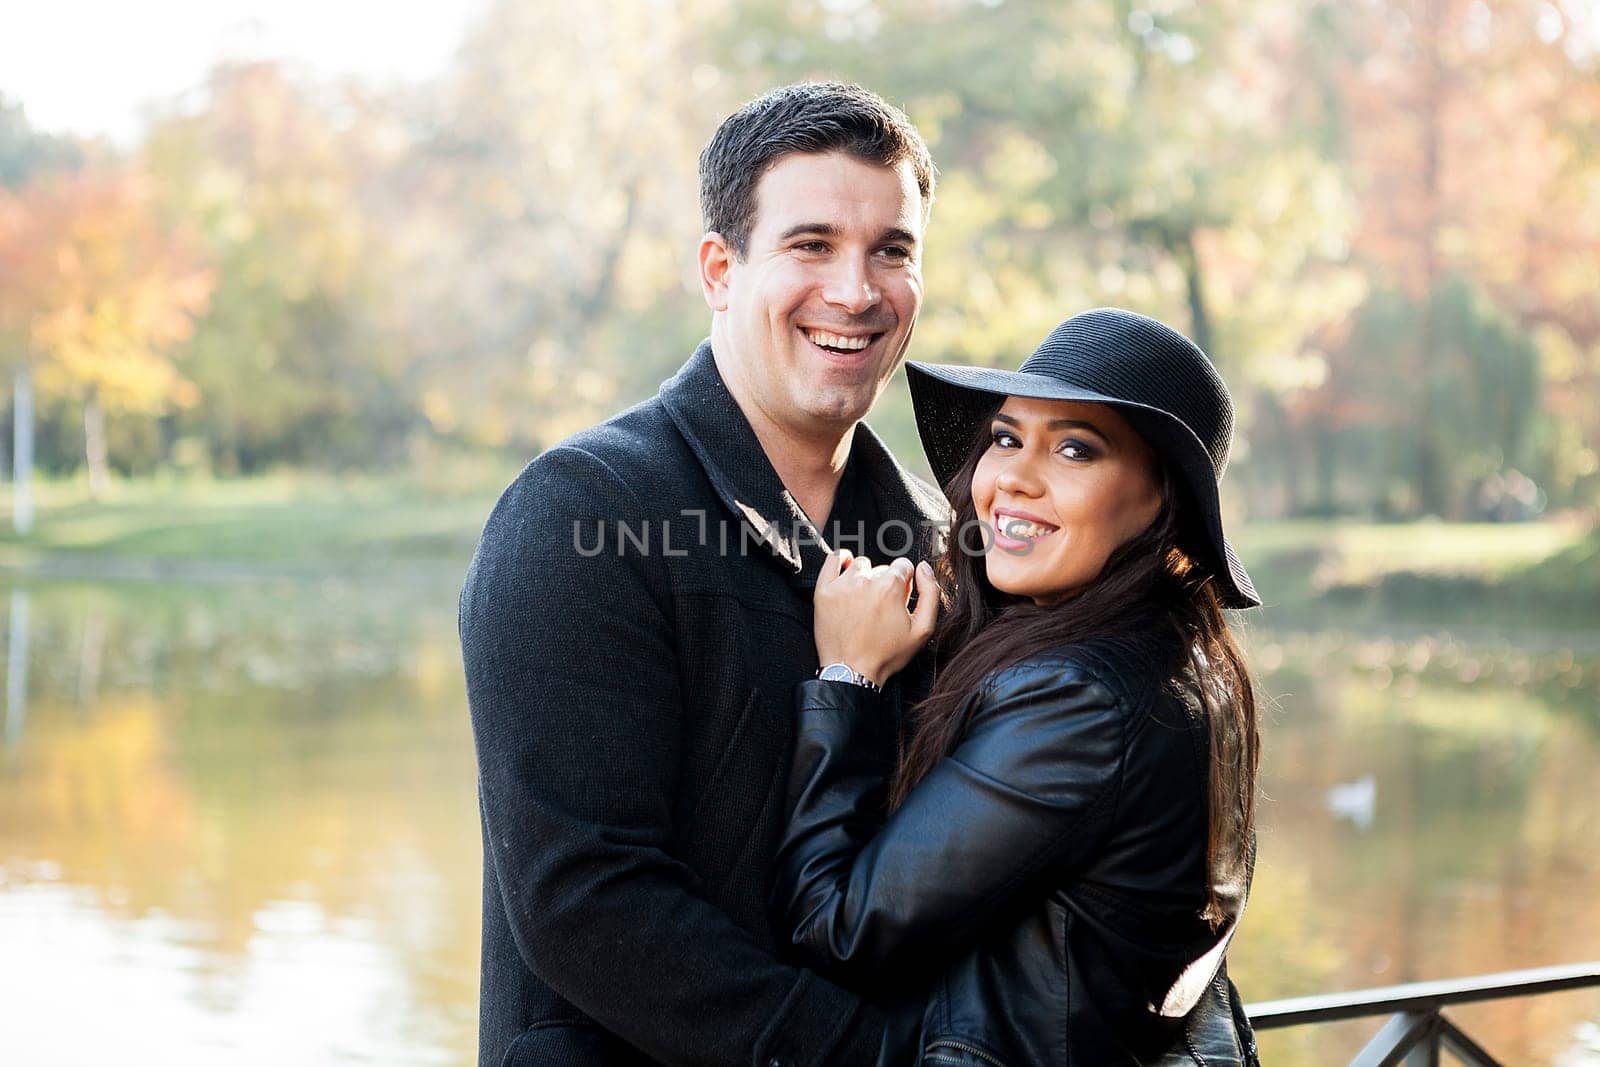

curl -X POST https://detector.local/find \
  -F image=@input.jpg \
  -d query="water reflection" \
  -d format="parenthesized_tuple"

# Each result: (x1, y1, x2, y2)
(1324, 774, 1376, 830)
(6, 588, 28, 751)
(0, 577, 1596, 1065)
(0, 577, 479, 1066)
(1233, 627, 1600, 1065)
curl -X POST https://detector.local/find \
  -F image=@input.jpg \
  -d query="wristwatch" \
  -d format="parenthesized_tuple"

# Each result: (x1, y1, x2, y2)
(816, 662, 882, 692)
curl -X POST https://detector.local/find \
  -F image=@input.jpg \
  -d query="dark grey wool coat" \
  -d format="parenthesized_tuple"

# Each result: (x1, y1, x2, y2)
(460, 341, 946, 1067)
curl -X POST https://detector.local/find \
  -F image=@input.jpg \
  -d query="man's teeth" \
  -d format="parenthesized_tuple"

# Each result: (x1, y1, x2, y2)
(805, 329, 871, 351)
(1002, 518, 1055, 539)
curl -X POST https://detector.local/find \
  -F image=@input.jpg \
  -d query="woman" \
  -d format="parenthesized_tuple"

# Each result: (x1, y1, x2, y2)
(773, 308, 1262, 1066)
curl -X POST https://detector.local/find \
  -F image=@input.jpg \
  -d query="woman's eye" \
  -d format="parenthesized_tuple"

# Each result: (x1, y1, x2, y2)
(1058, 439, 1095, 460)
(990, 428, 1020, 449)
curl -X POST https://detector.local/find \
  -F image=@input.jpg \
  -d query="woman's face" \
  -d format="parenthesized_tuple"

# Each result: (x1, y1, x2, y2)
(971, 396, 1164, 605)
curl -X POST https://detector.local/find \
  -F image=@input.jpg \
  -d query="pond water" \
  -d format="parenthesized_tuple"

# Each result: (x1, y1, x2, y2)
(1, 575, 1597, 1066)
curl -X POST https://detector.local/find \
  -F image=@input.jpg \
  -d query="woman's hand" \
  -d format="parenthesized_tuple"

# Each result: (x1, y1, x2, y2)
(813, 550, 940, 686)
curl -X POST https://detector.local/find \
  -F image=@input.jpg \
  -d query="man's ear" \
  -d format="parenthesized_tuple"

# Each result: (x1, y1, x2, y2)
(698, 232, 735, 312)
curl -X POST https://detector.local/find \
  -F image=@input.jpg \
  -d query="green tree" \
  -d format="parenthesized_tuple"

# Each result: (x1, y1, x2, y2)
(1305, 276, 1541, 516)
(0, 94, 80, 190)
(142, 62, 415, 472)
(387, 0, 735, 453)
(714, 0, 1361, 470)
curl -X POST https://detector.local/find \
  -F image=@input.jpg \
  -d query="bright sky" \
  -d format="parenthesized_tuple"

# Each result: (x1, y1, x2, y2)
(1, 0, 489, 143)
(7, 0, 1600, 146)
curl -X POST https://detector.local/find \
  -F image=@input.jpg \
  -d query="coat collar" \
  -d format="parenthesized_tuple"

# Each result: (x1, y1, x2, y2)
(660, 339, 947, 576)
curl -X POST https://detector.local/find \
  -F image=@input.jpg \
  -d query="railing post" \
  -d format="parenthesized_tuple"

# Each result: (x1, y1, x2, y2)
(1351, 1011, 1434, 1067)
(1435, 1014, 1505, 1067)
(1406, 1019, 1439, 1067)
(1246, 961, 1600, 1066)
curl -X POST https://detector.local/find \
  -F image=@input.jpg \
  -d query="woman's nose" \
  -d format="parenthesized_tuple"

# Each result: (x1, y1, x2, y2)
(995, 453, 1044, 497)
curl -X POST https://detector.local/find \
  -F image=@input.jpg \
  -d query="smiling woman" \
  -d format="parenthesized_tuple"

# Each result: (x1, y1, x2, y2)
(773, 308, 1266, 1066)
(974, 397, 1164, 604)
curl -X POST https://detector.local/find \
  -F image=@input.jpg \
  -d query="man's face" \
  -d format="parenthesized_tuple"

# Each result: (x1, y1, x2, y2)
(701, 151, 925, 437)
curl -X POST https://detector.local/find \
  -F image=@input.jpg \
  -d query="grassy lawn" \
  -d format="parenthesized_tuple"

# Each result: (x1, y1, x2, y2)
(0, 471, 514, 577)
(1236, 516, 1598, 624)
(1235, 518, 1583, 582)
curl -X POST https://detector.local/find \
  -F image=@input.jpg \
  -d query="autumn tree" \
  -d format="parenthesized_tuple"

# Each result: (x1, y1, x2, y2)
(6, 0, 1591, 510)
(0, 96, 84, 530)
(1321, 0, 1600, 514)
(0, 165, 210, 500)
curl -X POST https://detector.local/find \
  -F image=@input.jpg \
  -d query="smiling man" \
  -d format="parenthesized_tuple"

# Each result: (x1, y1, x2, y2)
(460, 84, 946, 1067)
(698, 109, 928, 525)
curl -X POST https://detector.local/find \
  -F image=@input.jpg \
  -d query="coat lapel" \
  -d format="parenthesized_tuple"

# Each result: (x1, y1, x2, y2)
(660, 341, 810, 574)
(660, 340, 952, 578)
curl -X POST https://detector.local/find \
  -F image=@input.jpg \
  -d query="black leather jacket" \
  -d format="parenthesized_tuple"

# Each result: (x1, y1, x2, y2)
(773, 633, 1257, 1066)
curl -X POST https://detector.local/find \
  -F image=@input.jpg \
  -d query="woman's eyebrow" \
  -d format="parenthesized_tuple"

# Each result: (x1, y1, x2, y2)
(993, 413, 1111, 441)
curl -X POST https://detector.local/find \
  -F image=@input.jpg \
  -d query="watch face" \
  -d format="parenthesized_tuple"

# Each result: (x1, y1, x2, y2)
(818, 664, 855, 683)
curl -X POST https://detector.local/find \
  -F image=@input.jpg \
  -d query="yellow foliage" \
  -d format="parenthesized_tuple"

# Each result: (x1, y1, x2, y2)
(0, 166, 213, 413)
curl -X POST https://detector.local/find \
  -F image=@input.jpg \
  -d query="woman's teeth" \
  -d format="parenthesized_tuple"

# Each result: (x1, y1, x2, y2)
(805, 329, 871, 351)
(1001, 518, 1056, 540)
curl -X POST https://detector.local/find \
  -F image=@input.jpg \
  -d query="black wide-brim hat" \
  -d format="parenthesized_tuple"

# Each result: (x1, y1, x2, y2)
(906, 307, 1260, 609)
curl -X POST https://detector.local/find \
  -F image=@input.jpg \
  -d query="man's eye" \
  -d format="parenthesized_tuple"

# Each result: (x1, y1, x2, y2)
(878, 245, 911, 261)
(795, 241, 829, 253)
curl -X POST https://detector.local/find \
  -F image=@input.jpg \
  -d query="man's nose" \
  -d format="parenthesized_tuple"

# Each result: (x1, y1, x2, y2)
(821, 259, 881, 315)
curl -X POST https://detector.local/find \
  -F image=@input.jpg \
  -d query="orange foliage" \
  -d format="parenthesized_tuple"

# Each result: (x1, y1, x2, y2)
(1340, 0, 1600, 345)
(0, 166, 213, 412)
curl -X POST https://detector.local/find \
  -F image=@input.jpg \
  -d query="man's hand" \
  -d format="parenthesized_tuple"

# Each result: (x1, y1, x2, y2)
(813, 549, 940, 686)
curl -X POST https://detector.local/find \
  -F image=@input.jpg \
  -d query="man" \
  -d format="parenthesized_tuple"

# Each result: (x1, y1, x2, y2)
(460, 82, 944, 1067)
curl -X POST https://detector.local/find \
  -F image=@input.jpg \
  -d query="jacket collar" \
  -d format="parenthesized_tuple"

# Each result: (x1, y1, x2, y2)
(660, 339, 947, 575)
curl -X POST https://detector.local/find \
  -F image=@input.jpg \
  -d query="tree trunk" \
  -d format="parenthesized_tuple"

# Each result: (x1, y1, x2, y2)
(12, 367, 33, 535)
(1314, 415, 1337, 514)
(1415, 0, 1448, 517)
(6, 588, 29, 749)
(1268, 396, 1303, 517)
(1172, 229, 1215, 360)
(84, 388, 110, 501)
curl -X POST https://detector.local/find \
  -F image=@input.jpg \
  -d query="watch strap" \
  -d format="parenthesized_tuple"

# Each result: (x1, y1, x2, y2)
(816, 662, 883, 693)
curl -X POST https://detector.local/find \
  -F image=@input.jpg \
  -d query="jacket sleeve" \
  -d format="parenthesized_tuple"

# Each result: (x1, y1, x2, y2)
(772, 659, 1126, 979)
(462, 445, 884, 1067)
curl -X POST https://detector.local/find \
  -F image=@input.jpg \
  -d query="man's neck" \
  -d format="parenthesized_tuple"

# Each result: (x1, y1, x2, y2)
(753, 415, 855, 528)
(711, 347, 854, 526)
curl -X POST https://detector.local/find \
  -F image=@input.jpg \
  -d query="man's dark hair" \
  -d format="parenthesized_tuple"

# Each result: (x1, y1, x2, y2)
(698, 82, 935, 258)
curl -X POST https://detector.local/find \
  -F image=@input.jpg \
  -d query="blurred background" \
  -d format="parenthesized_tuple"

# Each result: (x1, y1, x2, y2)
(1, 0, 1597, 1064)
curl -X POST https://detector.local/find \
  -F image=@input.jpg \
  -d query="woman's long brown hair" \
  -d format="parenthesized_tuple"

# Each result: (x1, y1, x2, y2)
(891, 422, 1260, 924)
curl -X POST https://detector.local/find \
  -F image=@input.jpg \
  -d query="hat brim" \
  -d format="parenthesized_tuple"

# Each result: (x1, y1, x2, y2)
(906, 361, 1260, 610)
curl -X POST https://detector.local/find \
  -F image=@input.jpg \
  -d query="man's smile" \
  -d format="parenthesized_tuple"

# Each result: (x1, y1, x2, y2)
(801, 326, 886, 357)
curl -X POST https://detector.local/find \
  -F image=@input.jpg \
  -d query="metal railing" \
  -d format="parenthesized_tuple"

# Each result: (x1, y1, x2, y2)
(1246, 961, 1600, 1066)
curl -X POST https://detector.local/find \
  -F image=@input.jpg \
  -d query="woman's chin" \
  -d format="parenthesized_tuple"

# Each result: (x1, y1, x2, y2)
(986, 567, 1048, 603)
(986, 562, 1083, 606)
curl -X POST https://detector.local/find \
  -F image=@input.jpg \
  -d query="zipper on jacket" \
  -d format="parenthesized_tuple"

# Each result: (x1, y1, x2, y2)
(923, 1039, 1010, 1067)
